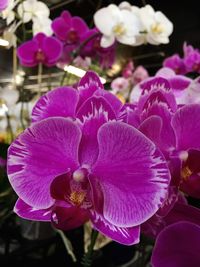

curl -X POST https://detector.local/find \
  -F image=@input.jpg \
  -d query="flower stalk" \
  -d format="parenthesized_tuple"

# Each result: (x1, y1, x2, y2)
(82, 229, 99, 267)
(37, 63, 43, 96)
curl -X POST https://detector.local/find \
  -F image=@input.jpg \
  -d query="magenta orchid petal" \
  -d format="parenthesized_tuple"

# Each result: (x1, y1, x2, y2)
(184, 46, 200, 73)
(52, 206, 89, 231)
(72, 17, 88, 35)
(138, 115, 163, 145)
(90, 211, 141, 245)
(17, 40, 38, 67)
(42, 37, 63, 66)
(157, 67, 192, 91)
(137, 96, 176, 147)
(95, 90, 123, 115)
(14, 198, 51, 221)
(76, 96, 116, 122)
(61, 11, 72, 24)
(165, 202, 200, 227)
(78, 71, 103, 90)
(141, 195, 200, 239)
(163, 54, 186, 74)
(77, 71, 104, 108)
(32, 87, 79, 123)
(139, 77, 177, 114)
(119, 104, 140, 128)
(156, 186, 178, 217)
(151, 222, 200, 267)
(141, 77, 171, 92)
(169, 75, 191, 91)
(172, 104, 200, 150)
(8, 118, 81, 209)
(78, 112, 109, 166)
(77, 96, 116, 165)
(150, 105, 176, 152)
(51, 18, 71, 42)
(92, 121, 170, 227)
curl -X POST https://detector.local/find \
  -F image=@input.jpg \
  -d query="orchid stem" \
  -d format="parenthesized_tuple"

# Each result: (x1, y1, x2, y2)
(6, 112, 14, 142)
(76, 32, 100, 56)
(37, 63, 43, 96)
(60, 71, 67, 86)
(132, 51, 165, 61)
(50, 0, 75, 10)
(82, 229, 98, 267)
(13, 47, 17, 90)
(20, 100, 26, 130)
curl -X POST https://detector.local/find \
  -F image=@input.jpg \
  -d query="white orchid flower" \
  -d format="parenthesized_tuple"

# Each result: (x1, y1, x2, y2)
(32, 17, 53, 36)
(0, 86, 19, 108)
(17, 0, 50, 23)
(94, 4, 142, 48)
(140, 5, 173, 45)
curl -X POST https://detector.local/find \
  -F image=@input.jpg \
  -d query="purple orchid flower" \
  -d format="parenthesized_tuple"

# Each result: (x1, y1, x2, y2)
(170, 104, 200, 198)
(151, 222, 200, 267)
(183, 42, 200, 73)
(142, 188, 200, 238)
(163, 43, 200, 75)
(0, 0, 8, 11)
(80, 28, 116, 68)
(163, 54, 186, 74)
(17, 33, 63, 67)
(129, 76, 200, 198)
(52, 11, 89, 45)
(130, 77, 177, 156)
(7, 71, 170, 245)
(31, 71, 122, 123)
(131, 68, 192, 105)
(156, 67, 192, 105)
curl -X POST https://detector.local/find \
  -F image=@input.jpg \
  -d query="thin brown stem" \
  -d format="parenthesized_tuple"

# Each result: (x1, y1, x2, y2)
(37, 63, 43, 96)
(50, 0, 75, 10)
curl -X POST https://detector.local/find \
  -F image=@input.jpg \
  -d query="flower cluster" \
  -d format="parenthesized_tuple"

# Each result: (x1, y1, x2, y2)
(7, 68, 200, 265)
(164, 42, 200, 74)
(51, 11, 115, 69)
(7, 71, 170, 245)
(94, 2, 173, 48)
(1, 0, 52, 35)
(3, 1, 200, 265)
(0, 0, 52, 48)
